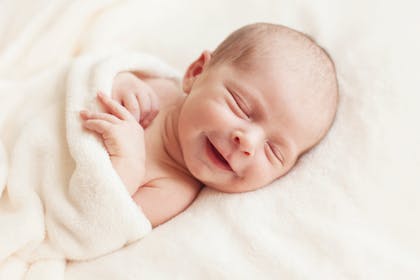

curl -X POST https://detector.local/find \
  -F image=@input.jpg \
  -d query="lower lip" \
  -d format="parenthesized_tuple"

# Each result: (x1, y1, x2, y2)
(205, 138, 232, 171)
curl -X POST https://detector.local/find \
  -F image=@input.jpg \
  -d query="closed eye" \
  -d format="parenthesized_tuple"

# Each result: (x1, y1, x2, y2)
(227, 88, 250, 119)
(266, 142, 284, 165)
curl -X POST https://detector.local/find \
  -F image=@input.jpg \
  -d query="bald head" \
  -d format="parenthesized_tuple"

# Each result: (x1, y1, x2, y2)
(210, 22, 339, 155)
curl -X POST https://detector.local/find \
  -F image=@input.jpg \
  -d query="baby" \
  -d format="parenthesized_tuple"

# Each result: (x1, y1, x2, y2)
(80, 23, 338, 228)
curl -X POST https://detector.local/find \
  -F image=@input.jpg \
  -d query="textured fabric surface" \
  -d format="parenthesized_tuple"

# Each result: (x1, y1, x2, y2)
(0, 50, 184, 279)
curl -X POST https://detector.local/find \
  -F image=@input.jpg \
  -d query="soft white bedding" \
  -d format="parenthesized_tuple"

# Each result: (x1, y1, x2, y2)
(0, 49, 188, 278)
(1, 0, 419, 279)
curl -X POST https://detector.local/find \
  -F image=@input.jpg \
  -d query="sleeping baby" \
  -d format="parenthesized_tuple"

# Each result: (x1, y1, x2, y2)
(80, 22, 339, 228)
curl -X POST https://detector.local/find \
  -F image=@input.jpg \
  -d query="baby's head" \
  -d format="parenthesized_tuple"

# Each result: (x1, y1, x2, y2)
(178, 23, 338, 193)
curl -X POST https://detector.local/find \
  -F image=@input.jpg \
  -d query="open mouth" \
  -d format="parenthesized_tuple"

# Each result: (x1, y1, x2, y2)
(205, 138, 232, 171)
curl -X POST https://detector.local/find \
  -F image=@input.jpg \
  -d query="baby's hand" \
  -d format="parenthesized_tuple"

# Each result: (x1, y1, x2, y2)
(80, 92, 145, 162)
(111, 72, 159, 128)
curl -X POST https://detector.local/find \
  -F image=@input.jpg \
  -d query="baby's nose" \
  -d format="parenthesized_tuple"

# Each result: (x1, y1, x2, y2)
(233, 134, 252, 156)
(231, 127, 263, 157)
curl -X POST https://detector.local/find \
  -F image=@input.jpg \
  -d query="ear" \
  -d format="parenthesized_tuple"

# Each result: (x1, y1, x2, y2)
(182, 50, 212, 93)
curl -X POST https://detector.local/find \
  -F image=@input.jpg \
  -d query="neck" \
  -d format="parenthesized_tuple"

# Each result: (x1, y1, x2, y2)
(162, 99, 190, 174)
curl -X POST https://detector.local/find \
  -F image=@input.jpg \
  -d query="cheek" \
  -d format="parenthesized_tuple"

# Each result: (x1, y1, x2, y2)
(189, 100, 233, 128)
(246, 155, 279, 185)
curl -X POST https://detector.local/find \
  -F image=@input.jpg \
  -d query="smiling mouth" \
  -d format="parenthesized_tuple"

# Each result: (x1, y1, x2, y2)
(205, 138, 232, 171)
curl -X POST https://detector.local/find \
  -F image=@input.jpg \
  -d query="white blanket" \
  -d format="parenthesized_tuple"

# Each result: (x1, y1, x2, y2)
(1, 0, 419, 279)
(0, 49, 183, 278)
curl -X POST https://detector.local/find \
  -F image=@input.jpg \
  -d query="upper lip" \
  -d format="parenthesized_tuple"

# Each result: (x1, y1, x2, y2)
(207, 137, 234, 172)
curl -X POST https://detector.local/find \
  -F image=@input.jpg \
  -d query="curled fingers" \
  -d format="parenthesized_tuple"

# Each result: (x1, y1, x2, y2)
(97, 92, 133, 121)
(80, 110, 119, 134)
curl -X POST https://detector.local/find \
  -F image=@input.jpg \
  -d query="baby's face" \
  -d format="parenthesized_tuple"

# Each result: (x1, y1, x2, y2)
(178, 54, 319, 193)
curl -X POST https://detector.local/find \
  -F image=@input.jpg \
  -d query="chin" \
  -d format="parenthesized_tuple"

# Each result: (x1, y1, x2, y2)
(186, 162, 215, 187)
(204, 182, 248, 194)
(206, 184, 234, 193)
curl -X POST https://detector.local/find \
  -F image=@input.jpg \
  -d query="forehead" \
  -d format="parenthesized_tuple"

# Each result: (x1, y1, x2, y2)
(227, 59, 303, 115)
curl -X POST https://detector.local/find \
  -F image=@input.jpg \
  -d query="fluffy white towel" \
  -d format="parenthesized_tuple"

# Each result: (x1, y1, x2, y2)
(0, 51, 180, 279)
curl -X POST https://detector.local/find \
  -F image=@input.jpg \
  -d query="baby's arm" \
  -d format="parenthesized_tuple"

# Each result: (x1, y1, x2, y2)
(80, 93, 145, 194)
(132, 178, 201, 228)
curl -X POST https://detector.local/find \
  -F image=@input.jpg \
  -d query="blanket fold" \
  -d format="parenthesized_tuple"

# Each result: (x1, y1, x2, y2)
(0, 51, 180, 279)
